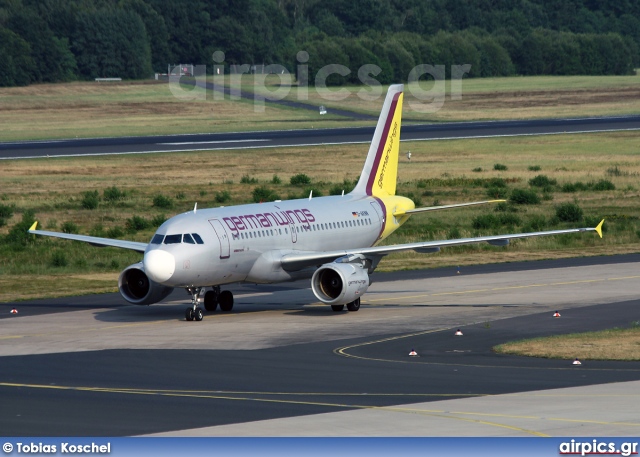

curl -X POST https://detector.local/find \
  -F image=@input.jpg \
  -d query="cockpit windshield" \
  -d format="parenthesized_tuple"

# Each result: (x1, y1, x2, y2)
(164, 234, 182, 244)
(150, 233, 204, 245)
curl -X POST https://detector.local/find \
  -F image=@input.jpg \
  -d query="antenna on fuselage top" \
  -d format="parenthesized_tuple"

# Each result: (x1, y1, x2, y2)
(342, 190, 344, 196)
(308, 190, 313, 200)
(193, 202, 197, 214)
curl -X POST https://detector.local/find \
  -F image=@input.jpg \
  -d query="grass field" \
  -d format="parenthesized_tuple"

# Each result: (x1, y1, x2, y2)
(494, 326, 640, 361)
(0, 80, 352, 141)
(236, 73, 640, 121)
(0, 74, 638, 142)
(1, 130, 639, 302)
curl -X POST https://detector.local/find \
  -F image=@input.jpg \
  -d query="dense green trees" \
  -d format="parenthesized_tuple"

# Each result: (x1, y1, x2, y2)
(0, 0, 637, 87)
(0, 26, 34, 86)
(73, 9, 152, 79)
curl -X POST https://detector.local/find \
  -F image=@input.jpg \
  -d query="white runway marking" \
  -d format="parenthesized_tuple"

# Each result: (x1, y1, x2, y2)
(159, 139, 270, 145)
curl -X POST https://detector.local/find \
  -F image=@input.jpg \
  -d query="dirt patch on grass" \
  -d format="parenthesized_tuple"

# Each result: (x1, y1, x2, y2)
(453, 87, 640, 110)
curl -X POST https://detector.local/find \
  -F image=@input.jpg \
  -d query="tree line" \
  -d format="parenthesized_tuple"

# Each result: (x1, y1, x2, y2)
(0, 0, 638, 87)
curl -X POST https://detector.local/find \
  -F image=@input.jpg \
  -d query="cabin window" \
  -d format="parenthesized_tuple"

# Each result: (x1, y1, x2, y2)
(279, 229, 282, 235)
(285, 228, 288, 234)
(151, 234, 164, 244)
(192, 233, 204, 244)
(183, 234, 195, 244)
(164, 234, 182, 244)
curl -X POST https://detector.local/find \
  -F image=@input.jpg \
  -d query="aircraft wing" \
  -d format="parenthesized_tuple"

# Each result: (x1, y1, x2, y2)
(28, 222, 148, 253)
(280, 220, 604, 272)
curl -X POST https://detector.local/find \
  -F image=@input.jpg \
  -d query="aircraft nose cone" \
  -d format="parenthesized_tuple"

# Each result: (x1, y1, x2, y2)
(144, 249, 175, 283)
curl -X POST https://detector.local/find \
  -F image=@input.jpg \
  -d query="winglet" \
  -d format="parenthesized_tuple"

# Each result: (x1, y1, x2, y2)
(29, 221, 38, 232)
(595, 219, 604, 238)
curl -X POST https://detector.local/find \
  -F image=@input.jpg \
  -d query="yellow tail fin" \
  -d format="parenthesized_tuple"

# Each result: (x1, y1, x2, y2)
(352, 84, 404, 197)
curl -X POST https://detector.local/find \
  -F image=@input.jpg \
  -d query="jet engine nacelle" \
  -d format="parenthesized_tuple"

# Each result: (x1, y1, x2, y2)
(118, 263, 174, 305)
(311, 262, 370, 305)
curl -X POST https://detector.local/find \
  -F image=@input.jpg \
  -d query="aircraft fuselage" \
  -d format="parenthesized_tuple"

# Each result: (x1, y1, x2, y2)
(144, 194, 386, 288)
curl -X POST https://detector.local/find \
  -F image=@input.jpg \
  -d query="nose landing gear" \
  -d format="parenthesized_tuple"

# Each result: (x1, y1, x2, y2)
(185, 287, 204, 321)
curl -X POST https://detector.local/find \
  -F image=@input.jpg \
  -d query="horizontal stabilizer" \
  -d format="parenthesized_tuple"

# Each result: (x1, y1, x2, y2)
(393, 200, 506, 217)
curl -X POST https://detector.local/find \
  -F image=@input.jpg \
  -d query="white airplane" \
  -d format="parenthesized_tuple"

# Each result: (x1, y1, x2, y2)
(29, 84, 604, 321)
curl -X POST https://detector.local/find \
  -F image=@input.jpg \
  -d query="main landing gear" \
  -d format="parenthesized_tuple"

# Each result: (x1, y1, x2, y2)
(185, 286, 234, 321)
(331, 298, 361, 312)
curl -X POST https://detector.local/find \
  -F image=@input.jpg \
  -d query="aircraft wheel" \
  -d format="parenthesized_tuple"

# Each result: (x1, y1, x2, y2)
(194, 307, 204, 321)
(204, 290, 218, 312)
(347, 298, 361, 312)
(331, 304, 344, 312)
(219, 290, 234, 312)
(185, 308, 195, 321)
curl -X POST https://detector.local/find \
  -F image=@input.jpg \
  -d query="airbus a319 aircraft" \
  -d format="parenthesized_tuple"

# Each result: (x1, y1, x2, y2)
(29, 84, 604, 321)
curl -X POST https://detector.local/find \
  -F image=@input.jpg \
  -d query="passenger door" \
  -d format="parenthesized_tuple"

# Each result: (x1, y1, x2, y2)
(208, 219, 230, 259)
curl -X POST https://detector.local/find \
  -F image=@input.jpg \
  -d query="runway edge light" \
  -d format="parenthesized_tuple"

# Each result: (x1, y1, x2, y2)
(10, 308, 18, 314)
(573, 358, 582, 365)
(553, 311, 561, 318)
(455, 329, 463, 336)
(409, 349, 418, 356)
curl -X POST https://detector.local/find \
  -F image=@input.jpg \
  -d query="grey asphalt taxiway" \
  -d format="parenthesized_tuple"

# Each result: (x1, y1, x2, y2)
(1, 254, 639, 437)
(1, 115, 639, 160)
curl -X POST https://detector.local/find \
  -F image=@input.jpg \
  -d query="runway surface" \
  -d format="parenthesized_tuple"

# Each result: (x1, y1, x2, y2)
(1, 115, 639, 160)
(1, 254, 639, 436)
